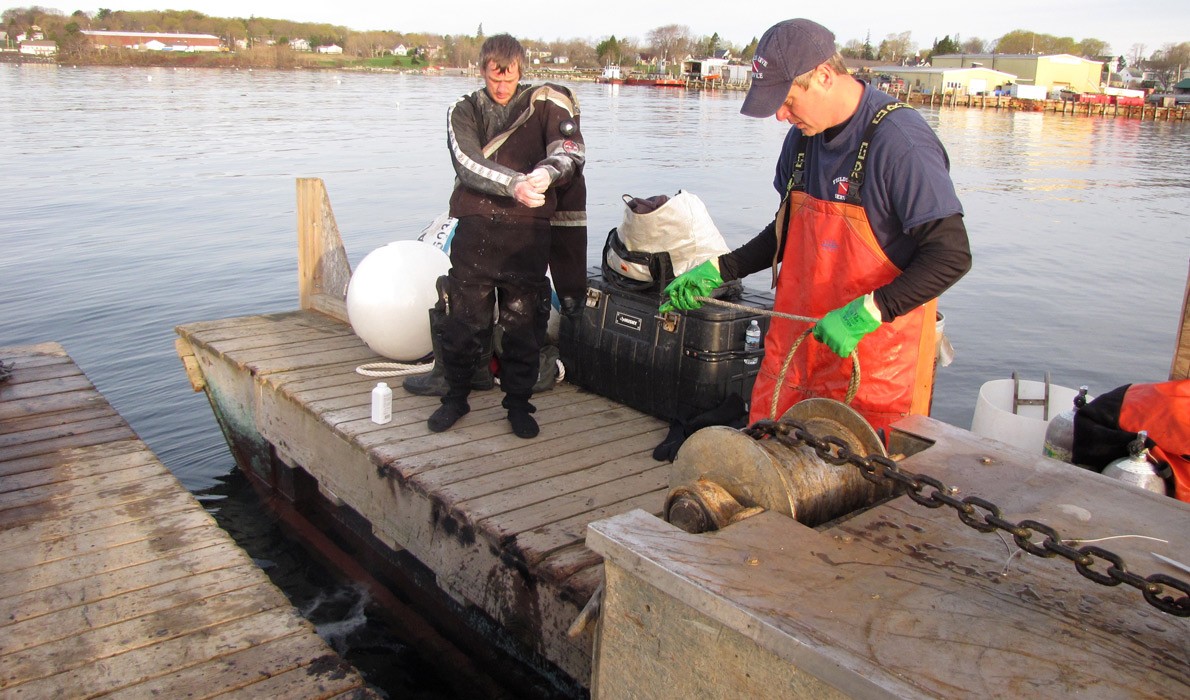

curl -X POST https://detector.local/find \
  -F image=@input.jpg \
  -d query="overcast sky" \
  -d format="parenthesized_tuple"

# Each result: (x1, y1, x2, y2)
(36, 2, 1189, 58)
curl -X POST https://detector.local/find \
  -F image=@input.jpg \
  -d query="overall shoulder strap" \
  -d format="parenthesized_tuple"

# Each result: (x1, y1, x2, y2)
(843, 101, 913, 205)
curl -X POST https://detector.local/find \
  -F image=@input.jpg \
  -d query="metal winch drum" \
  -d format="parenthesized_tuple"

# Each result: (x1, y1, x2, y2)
(665, 399, 898, 533)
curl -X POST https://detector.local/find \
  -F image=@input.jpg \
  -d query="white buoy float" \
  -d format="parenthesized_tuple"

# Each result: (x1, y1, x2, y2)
(346, 240, 451, 361)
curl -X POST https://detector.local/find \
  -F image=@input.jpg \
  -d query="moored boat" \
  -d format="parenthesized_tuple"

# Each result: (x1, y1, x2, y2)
(595, 64, 623, 84)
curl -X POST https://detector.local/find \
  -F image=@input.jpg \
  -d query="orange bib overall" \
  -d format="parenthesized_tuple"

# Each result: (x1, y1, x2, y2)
(748, 189, 937, 434)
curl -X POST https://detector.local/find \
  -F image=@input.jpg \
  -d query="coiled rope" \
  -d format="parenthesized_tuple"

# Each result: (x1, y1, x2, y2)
(694, 296, 862, 419)
(355, 361, 433, 378)
(355, 358, 566, 383)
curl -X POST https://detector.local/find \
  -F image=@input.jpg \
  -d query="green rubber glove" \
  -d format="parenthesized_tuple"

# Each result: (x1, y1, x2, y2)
(813, 294, 882, 357)
(659, 260, 724, 313)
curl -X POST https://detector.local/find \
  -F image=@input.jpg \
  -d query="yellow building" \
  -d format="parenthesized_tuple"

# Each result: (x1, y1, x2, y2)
(868, 66, 1017, 96)
(931, 54, 1103, 94)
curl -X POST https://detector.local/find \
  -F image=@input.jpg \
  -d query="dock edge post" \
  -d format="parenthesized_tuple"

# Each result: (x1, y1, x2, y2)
(297, 177, 352, 324)
(1171, 259, 1190, 381)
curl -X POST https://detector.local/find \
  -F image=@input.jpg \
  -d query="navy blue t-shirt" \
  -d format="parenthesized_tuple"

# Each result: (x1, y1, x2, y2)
(772, 82, 963, 270)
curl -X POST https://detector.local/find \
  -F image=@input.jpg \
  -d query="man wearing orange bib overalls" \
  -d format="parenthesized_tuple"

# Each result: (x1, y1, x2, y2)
(662, 19, 972, 436)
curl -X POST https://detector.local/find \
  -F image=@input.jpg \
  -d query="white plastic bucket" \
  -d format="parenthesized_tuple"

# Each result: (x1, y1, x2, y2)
(970, 379, 1086, 454)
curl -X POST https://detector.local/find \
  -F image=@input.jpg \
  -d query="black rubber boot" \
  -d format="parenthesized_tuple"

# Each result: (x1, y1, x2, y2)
(428, 399, 470, 433)
(404, 309, 494, 396)
(503, 395, 539, 439)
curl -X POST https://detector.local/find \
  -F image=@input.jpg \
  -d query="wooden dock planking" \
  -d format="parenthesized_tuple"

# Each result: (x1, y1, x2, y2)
(0, 342, 376, 698)
(177, 309, 673, 684)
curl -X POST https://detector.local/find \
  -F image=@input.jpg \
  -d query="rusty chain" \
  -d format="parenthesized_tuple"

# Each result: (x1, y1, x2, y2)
(743, 417, 1190, 617)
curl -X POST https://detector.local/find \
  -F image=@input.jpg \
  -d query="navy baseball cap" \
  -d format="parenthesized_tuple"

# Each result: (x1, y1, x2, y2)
(741, 19, 837, 118)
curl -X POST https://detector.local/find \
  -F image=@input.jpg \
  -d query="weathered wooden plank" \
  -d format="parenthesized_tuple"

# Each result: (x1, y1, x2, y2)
(0, 413, 130, 452)
(206, 656, 366, 699)
(297, 177, 352, 326)
(0, 446, 157, 495)
(0, 486, 198, 554)
(0, 402, 119, 437)
(428, 424, 664, 503)
(0, 585, 292, 688)
(0, 425, 139, 465)
(209, 658, 365, 699)
(0, 374, 97, 403)
(0, 388, 108, 422)
(514, 489, 669, 567)
(367, 399, 645, 477)
(176, 311, 343, 344)
(247, 343, 384, 378)
(266, 361, 382, 395)
(0, 465, 181, 514)
(116, 631, 349, 699)
(0, 437, 143, 477)
(321, 386, 504, 431)
(0, 473, 189, 536)
(482, 465, 669, 542)
(210, 326, 361, 359)
(2, 607, 315, 697)
(0, 522, 232, 599)
(0, 345, 68, 371)
(174, 312, 304, 338)
(2, 506, 221, 573)
(0, 541, 245, 626)
(301, 374, 425, 412)
(0, 359, 83, 385)
(0, 564, 265, 654)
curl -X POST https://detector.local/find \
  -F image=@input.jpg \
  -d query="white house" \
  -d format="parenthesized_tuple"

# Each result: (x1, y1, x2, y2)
(316, 44, 343, 55)
(19, 40, 57, 56)
(289, 38, 310, 52)
(393, 43, 408, 56)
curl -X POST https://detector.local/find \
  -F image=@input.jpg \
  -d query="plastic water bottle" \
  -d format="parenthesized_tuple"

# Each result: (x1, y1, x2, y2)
(371, 382, 392, 424)
(744, 319, 761, 365)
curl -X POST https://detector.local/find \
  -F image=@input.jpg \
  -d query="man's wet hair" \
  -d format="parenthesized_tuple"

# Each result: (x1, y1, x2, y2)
(480, 34, 526, 74)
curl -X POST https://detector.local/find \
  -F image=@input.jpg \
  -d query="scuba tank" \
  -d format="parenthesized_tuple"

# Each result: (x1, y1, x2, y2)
(1043, 385, 1089, 463)
(1101, 430, 1167, 495)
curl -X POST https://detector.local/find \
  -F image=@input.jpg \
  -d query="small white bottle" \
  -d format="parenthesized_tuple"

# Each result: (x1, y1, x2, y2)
(371, 382, 392, 424)
(744, 319, 761, 365)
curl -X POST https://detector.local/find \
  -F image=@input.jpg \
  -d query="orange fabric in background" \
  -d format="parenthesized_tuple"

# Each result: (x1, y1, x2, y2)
(1119, 380, 1190, 502)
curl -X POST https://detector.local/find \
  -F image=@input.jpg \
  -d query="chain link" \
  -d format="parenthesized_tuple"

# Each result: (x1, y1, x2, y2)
(744, 418, 1190, 617)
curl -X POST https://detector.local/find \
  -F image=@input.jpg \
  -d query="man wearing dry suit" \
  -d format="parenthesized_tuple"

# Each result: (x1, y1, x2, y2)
(662, 18, 971, 435)
(432, 33, 587, 439)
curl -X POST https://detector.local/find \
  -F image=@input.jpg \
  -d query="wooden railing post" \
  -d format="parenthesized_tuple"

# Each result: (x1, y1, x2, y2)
(297, 178, 352, 324)
(1171, 259, 1190, 380)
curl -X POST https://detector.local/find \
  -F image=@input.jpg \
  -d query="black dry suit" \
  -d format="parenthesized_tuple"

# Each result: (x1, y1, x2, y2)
(443, 82, 587, 410)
